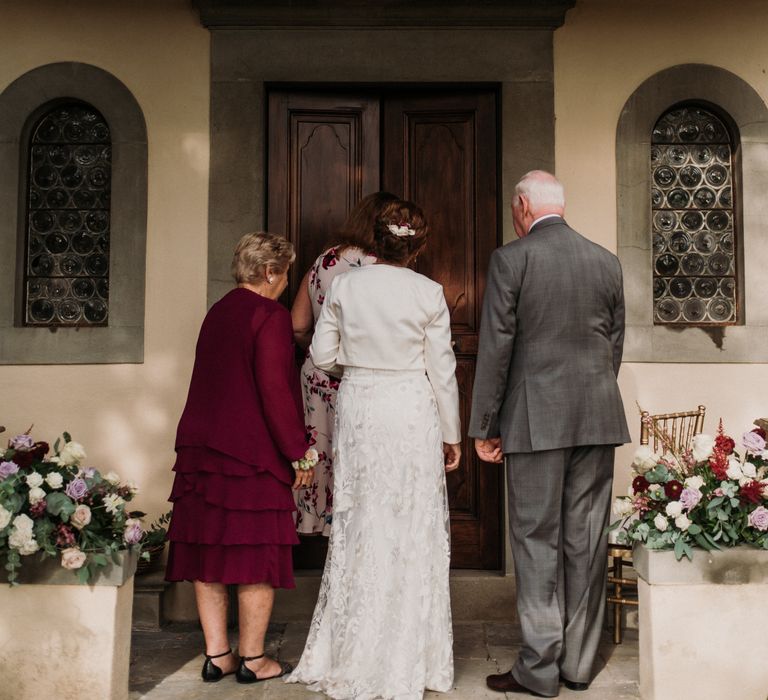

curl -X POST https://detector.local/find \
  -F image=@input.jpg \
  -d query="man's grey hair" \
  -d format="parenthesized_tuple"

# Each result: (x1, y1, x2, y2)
(513, 170, 565, 209)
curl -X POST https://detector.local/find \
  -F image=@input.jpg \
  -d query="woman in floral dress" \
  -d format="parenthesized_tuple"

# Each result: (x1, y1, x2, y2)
(291, 192, 397, 535)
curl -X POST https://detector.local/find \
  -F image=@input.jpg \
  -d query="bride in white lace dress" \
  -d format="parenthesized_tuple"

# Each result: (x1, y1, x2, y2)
(286, 200, 461, 699)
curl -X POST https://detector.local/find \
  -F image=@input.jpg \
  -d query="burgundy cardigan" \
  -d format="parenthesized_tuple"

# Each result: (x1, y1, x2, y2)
(175, 288, 308, 484)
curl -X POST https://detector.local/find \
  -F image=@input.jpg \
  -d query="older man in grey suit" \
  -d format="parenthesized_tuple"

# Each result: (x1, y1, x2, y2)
(469, 171, 630, 697)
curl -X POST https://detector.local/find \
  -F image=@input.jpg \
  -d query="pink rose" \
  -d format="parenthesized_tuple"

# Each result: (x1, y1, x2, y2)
(123, 518, 144, 545)
(70, 504, 92, 530)
(743, 431, 767, 455)
(679, 488, 702, 511)
(60, 547, 87, 570)
(748, 506, 768, 532)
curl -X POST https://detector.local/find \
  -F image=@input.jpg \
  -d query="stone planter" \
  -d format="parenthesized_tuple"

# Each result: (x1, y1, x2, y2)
(0, 549, 138, 700)
(634, 544, 768, 700)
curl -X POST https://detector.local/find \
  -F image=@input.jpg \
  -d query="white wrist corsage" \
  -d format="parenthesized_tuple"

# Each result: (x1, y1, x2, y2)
(293, 448, 319, 472)
(387, 223, 415, 237)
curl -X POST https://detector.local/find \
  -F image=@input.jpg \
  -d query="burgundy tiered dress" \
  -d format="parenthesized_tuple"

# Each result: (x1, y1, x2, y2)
(165, 288, 308, 587)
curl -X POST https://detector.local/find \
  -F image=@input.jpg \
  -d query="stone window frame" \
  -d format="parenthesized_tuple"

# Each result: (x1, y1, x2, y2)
(617, 64, 768, 362)
(0, 62, 147, 364)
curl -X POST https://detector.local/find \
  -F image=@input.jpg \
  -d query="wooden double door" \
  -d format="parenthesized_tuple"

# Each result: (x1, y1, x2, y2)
(268, 87, 502, 569)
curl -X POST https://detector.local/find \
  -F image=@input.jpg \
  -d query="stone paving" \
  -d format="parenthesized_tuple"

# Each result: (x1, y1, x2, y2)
(130, 622, 639, 699)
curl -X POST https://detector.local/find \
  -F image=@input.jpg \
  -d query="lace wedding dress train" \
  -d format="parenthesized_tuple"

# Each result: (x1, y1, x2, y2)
(287, 368, 454, 699)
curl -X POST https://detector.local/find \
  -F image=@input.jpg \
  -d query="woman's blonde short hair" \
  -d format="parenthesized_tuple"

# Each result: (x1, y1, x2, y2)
(231, 232, 296, 284)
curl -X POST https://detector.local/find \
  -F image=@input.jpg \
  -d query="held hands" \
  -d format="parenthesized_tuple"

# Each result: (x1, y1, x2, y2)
(474, 437, 503, 464)
(443, 443, 461, 472)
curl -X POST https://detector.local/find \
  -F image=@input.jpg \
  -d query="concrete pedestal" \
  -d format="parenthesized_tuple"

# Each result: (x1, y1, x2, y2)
(634, 544, 768, 700)
(0, 550, 137, 700)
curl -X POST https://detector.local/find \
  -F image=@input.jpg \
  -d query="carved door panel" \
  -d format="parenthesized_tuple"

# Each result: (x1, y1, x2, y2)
(268, 88, 501, 569)
(383, 91, 501, 569)
(267, 92, 380, 298)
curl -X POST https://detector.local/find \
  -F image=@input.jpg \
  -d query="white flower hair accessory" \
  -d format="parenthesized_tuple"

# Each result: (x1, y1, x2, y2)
(387, 223, 415, 237)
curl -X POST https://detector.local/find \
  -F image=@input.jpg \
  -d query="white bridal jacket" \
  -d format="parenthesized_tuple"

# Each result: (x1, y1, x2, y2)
(309, 264, 461, 445)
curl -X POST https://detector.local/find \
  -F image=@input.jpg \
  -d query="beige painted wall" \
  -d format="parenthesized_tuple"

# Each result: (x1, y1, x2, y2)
(0, 1, 210, 520)
(554, 0, 766, 493)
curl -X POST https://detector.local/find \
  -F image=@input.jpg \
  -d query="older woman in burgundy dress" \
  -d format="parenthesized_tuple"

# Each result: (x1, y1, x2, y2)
(166, 232, 313, 684)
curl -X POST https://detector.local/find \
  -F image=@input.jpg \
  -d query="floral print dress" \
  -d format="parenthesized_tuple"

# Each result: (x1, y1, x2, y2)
(295, 246, 376, 535)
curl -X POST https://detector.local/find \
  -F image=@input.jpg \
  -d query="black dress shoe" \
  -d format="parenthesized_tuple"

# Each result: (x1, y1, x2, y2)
(486, 671, 551, 697)
(201, 648, 234, 682)
(560, 675, 590, 691)
(236, 653, 294, 684)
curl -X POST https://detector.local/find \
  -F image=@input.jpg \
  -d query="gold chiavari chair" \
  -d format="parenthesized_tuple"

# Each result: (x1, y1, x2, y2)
(639, 405, 707, 454)
(607, 405, 706, 644)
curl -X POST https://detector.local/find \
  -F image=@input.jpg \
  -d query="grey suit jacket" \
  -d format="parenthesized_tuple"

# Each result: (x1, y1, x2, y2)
(469, 217, 631, 453)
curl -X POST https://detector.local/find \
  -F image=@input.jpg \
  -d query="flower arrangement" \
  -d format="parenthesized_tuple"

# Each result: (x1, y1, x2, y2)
(611, 418, 768, 560)
(0, 429, 144, 584)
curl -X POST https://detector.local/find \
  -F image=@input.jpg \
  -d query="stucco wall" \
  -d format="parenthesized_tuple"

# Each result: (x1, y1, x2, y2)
(0, 1, 209, 519)
(554, 0, 767, 494)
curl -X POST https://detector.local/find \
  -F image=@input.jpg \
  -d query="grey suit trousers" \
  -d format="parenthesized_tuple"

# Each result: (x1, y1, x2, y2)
(506, 445, 614, 697)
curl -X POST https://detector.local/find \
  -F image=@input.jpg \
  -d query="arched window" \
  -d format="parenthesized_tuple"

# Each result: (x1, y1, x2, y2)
(24, 101, 111, 327)
(651, 104, 737, 326)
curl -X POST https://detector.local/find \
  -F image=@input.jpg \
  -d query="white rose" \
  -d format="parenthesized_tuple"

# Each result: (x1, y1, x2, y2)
(126, 480, 139, 495)
(25, 472, 44, 488)
(103, 471, 121, 485)
(742, 462, 757, 479)
(675, 514, 691, 531)
(612, 498, 634, 517)
(57, 441, 87, 467)
(684, 475, 705, 491)
(8, 528, 39, 555)
(653, 513, 669, 532)
(103, 493, 125, 515)
(28, 487, 46, 505)
(632, 445, 660, 475)
(665, 501, 683, 517)
(0, 504, 11, 530)
(60, 547, 87, 570)
(12, 513, 34, 533)
(70, 504, 92, 530)
(648, 484, 662, 493)
(691, 434, 715, 462)
(44, 472, 64, 489)
(726, 456, 743, 481)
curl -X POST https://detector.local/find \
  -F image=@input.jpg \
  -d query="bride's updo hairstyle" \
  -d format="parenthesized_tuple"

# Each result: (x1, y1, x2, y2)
(372, 200, 428, 265)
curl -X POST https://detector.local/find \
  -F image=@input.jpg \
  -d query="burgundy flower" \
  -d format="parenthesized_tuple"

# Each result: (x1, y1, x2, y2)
(714, 435, 735, 455)
(709, 452, 729, 481)
(11, 451, 35, 469)
(632, 475, 650, 494)
(739, 480, 764, 505)
(664, 480, 684, 500)
(55, 524, 77, 547)
(29, 500, 47, 519)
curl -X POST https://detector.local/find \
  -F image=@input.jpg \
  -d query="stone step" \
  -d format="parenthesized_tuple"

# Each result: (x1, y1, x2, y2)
(161, 571, 518, 624)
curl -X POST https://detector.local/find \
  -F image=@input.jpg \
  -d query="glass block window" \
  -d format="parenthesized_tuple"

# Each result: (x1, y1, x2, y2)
(24, 101, 110, 326)
(651, 105, 737, 325)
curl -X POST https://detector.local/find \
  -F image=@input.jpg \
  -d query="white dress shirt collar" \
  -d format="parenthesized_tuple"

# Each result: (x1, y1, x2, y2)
(527, 213, 562, 234)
